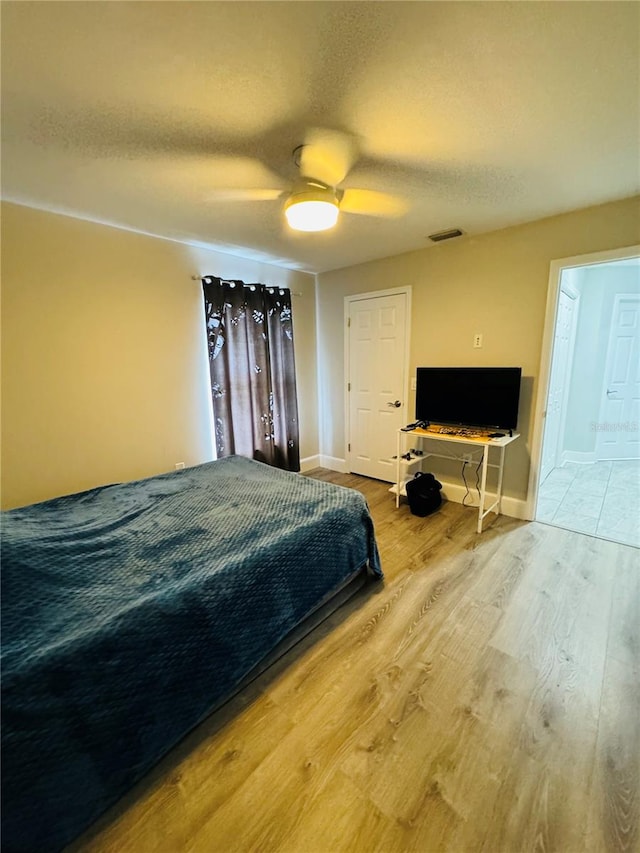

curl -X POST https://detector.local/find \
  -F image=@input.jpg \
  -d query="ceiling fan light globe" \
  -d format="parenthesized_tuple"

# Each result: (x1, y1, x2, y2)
(284, 198, 339, 232)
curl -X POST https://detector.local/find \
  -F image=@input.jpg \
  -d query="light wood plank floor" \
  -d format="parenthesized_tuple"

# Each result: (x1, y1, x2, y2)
(73, 471, 639, 853)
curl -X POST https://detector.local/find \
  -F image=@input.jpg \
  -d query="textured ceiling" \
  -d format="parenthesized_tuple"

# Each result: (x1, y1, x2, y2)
(2, 1, 639, 273)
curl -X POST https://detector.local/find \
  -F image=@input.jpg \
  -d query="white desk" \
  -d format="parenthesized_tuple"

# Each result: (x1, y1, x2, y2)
(392, 427, 520, 533)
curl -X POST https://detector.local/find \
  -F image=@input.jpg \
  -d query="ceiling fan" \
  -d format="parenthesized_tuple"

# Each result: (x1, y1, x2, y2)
(208, 128, 408, 232)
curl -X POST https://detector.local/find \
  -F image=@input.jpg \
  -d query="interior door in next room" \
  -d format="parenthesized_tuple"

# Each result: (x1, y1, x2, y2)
(348, 292, 408, 481)
(597, 293, 640, 460)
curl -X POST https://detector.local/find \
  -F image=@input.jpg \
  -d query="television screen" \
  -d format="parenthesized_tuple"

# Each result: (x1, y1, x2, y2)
(416, 367, 522, 431)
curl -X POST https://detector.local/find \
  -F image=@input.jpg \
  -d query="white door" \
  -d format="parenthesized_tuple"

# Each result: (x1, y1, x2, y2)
(540, 285, 578, 483)
(597, 294, 640, 460)
(348, 292, 408, 481)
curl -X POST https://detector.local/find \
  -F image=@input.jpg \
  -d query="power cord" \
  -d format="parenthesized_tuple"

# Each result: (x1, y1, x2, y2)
(461, 461, 472, 506)
(461, 459, 483, 507)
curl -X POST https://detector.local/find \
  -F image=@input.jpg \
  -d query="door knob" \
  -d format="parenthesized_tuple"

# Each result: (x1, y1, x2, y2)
(388, 400, 402, 408)
(606, 389, 619, 397)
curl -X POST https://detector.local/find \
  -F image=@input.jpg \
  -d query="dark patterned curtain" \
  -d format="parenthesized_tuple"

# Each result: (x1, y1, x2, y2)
(202, 276, 300, 472)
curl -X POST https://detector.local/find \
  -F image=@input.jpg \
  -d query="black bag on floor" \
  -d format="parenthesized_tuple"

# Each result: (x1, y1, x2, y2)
(405, 471, 443, 517)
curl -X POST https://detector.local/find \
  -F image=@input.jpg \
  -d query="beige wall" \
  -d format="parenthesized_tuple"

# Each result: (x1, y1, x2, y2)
(1, 202, 317, 509)
(317, 195, 640, 504)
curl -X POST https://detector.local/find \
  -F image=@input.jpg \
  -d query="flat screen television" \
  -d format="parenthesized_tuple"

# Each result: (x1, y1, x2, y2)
(416, 367, 522, 431)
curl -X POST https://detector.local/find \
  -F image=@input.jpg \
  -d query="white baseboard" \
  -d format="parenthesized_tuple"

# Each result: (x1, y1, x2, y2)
(437, 478, 529, 521)
(320, 455, 347, 473)
(300, 455, 321, 472)
(561, 450, 597, 465)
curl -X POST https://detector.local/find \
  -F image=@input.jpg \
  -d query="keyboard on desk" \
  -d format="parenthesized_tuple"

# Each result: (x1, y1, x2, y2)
(427, 425, 484, 437)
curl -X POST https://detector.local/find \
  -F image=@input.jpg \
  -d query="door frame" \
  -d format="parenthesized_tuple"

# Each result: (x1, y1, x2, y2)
(527, 244, 640, 519)
(539, 278, 579, 483)
(554, 279, 580, 469)
(596, 292, 640, 461)
(344, 286, 412, 473)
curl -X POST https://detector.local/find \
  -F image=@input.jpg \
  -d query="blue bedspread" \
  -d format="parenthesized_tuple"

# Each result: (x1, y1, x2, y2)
(1, 456, 381, 852)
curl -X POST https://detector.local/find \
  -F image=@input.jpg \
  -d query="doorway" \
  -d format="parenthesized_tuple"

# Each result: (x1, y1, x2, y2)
(535, 253, 640, 547)
(345, 287, 411, 481)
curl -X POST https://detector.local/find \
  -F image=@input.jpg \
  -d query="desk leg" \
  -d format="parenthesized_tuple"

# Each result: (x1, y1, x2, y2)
(395, 431, 401, 509)
(478, 445, 489, 534)
(496, 445, 506, 517)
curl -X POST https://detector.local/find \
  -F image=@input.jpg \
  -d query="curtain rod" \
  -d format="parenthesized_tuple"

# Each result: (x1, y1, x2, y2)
(191, 275, 302, 296)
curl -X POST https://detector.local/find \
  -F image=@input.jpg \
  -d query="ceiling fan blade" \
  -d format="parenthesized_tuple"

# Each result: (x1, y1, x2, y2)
(299, 128, 357, 187)
(340, 188, 409, 218)
(203, 157, 287, 202)
(205, 188, 284, 202)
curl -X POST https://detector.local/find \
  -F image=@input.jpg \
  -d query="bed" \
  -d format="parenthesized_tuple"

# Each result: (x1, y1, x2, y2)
(1, 455, 382, 852)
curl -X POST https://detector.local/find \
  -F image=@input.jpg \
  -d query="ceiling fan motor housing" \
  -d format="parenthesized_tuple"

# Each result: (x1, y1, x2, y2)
(286, 180, 338, 206)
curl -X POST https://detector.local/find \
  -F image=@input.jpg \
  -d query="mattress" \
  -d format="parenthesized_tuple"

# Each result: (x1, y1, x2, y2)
(1, 455, 382, 852)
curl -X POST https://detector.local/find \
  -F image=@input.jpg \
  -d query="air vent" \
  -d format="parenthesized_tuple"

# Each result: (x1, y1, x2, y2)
(428, 228, 464, 243)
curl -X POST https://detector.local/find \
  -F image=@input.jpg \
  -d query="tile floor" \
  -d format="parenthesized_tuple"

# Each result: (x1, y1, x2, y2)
(537, 459, 640, 548)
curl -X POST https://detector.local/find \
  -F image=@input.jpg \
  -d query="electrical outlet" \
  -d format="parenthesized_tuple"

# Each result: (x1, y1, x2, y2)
(473, 333, 483, 348)
(462, 453, 473, 463)
(175, 462, 185, 470)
